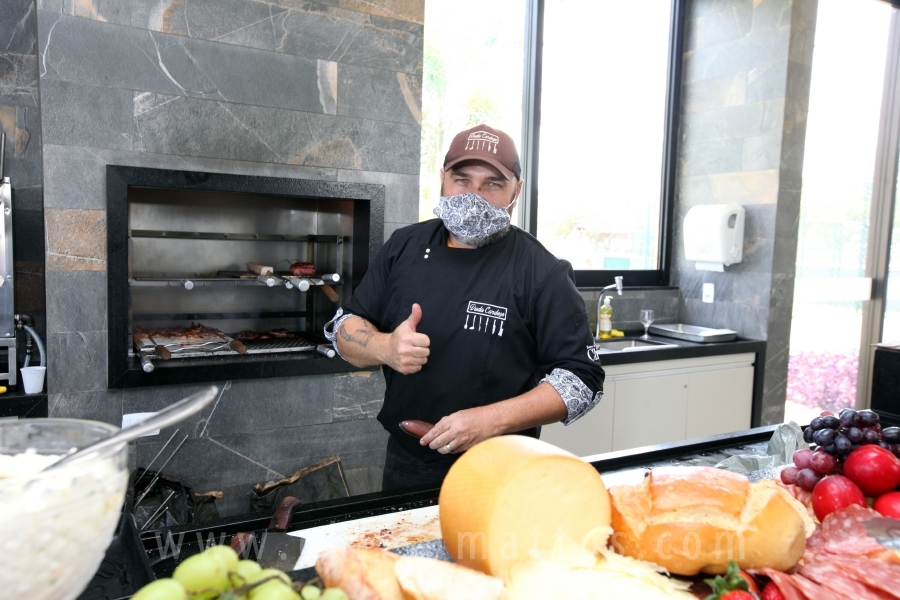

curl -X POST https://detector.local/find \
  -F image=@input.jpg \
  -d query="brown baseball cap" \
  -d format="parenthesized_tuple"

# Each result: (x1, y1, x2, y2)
(443, 124, 521, 181)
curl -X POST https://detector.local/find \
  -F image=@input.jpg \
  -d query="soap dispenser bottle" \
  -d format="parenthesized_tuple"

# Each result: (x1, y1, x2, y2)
(599, 296, 613, 339)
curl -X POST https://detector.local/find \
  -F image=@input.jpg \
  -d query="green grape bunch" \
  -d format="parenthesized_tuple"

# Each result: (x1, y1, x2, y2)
(131, 544, 349, 600)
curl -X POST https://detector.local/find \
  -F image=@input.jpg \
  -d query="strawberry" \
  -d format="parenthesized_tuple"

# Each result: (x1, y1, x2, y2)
(705, 562, 760, 600)
(760, 582, 785, 600)
(721, 593, 755, 600)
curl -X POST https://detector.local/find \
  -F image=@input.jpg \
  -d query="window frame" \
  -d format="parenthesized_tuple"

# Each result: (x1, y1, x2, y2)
(519, 0, 687, 288)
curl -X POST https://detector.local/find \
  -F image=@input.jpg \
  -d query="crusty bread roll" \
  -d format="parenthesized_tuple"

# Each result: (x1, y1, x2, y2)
(609, 466, 812, 576)
(394, 555, 506, 600)
(316, 547, 403, 600)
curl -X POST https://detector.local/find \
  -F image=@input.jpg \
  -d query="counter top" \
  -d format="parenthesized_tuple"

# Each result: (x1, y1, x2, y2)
(595, 334, 766, 366)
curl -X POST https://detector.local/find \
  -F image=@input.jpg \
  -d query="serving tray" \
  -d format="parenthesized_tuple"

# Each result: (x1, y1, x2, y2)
(648, 323, 737, 343)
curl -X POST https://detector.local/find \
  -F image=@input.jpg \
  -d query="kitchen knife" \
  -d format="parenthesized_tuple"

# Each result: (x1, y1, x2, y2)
(230, 496, 305, 570)
(864, 517, 900, 551)
(399, 420, 434, 439)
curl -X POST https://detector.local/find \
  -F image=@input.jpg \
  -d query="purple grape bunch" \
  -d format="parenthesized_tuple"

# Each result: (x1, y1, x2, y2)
(782, 408, 900, 492)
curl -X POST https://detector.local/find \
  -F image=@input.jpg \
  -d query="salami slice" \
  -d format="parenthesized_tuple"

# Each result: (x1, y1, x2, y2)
(800, 561, 895, 600)
(750, 569, 806, 600)
(838, 556, 900, 599)
(821, 504, 885, 556)
(789, 573, 845, 600)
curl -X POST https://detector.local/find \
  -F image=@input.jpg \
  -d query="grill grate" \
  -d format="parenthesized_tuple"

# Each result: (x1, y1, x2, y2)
(240, 337, 316, 354)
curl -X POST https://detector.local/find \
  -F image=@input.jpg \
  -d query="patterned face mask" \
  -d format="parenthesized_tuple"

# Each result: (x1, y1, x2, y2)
(434, 192, 517, 248)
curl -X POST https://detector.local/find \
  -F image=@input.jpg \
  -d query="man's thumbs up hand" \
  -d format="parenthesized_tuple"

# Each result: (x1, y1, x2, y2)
(388, 303, 430, 374)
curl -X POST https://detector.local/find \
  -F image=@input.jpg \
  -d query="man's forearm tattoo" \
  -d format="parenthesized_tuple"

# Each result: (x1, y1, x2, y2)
(339, 319, 375, 348)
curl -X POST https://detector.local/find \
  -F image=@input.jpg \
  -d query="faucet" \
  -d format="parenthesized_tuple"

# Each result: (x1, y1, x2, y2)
(595, 276, 624, 340)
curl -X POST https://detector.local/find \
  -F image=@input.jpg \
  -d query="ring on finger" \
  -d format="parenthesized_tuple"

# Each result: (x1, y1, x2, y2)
(445, 443, 452, 453)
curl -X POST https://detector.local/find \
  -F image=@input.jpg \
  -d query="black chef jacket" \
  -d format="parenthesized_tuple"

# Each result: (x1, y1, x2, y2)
(338, 220, 604, 464)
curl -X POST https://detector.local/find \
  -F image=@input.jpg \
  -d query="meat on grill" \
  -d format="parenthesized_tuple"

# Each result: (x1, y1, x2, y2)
(289, 262, 317, 277)
(134, 324, 225, 341)
(236, 329, 298, 341)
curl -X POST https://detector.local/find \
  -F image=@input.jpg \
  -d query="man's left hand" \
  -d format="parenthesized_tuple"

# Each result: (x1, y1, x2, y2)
(420, 406, 502, 455)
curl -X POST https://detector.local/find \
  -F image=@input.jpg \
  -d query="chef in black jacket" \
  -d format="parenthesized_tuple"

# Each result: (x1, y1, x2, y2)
(324, 124, 605, 491)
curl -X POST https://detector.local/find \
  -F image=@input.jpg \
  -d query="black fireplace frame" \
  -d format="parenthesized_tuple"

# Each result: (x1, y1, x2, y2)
(106, 166, 384, 388)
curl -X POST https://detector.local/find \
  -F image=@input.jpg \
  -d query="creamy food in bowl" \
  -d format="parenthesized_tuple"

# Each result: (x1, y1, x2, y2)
(0, 419, 129, 600)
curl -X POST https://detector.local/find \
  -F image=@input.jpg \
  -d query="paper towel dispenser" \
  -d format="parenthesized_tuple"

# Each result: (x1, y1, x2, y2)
(683, 204, 745, 271)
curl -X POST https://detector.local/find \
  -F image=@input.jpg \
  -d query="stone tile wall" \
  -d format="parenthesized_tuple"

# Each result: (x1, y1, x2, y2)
(0, 0, 46, 362)
(31, 0, 423, 511)
(674, 0, 817, 424)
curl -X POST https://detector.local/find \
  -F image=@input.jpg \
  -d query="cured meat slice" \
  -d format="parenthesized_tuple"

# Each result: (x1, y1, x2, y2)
(838, 556, 900, 599)
(789, 573, 844, 600)
(750, 569, 806, 600)
(821, 504, 885, 556)
(290, 261, 316, 277)
(800, 561, 895, 600)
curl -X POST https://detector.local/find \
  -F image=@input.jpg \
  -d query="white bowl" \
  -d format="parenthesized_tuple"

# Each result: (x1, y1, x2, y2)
(0, 419, 129, 600)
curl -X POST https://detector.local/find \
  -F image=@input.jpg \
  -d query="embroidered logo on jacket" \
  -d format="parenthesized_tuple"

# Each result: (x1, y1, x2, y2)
(464, 301, 507, 336)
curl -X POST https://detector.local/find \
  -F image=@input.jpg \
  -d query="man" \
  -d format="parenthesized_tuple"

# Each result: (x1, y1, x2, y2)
(324, 124, 604, 491)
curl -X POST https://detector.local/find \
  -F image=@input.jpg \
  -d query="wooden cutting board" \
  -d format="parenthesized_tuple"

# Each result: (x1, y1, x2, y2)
(289, 505, 441, 570)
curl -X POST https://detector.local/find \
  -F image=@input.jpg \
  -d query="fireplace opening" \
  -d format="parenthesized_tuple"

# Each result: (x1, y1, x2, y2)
(107, 167, 383, 388)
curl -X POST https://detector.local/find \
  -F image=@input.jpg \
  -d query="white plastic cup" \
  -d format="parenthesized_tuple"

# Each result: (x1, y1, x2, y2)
(20, 366, 46, 394)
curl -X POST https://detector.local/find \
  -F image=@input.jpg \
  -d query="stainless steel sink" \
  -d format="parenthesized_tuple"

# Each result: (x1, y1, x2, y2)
(594, 338, 679, 352)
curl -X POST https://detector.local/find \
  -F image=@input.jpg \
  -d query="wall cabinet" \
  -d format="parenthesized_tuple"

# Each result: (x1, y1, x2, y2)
(540, 353, 755, 457)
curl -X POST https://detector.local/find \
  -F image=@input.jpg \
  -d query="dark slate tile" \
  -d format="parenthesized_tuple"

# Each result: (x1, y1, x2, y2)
(0, 103, 43, 188)
(40, 79, 133, 150)
(690, 0, 748, 18)
(12, 184, 42, 211)
(63, 0, 132, 25)
(357, 118, 420, 175)
(337, 170, 417, 224)
(682, 28, 790, 84)
(681, 71, 747, 115)
(767, 272, 795, 328)
(692, 0, 752, 50)
(750, 0, 793, 33)
(48, 389, 124, 426)
(342, 465, 382, 495)
(134, 94, 417, 173)
(771, 233, 798, 276)
(785, 61, 813, 104)
(39, 13, 327, 113)
(125, 376, 334, 442)
(203, 375, 334, 436)
(45, 269, 107, 333)
(47, 330, 107, 393)
(742, 203, 776, 239)
(333, 369, 384, 422)
(133, 419, 388, 491)
(682, 100, 783, 146)
(0, 0, 38, 54)
(745, 61, 788, 104)
(0, 53, 39, 107)
(742, 133, 781, 171)
(337, 63, 421, 125)
(42, 143, 337, 210)
(679, 139, 743, 176)
(13, 206, 43, 262)
(732, 236, 773, 274)
(132, 0, 423, 74)
(37, 0, 63, 11)
(732, 272, 770, 308)
(780, 131, 807, 173)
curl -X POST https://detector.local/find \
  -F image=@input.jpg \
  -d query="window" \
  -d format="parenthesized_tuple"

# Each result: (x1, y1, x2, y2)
(418, 0, 527, 223)
(419, 0, 683, 287)
(534, 0, 678, 284)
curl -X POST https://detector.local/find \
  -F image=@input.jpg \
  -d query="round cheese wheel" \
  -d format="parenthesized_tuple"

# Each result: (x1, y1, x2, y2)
(439, 435, 610, 581)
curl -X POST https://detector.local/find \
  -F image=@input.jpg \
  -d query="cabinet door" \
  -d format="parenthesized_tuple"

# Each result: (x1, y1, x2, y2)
(540, 381, 615, 457)
(686, 366, 754, 439)
(612, 374, 688, 451)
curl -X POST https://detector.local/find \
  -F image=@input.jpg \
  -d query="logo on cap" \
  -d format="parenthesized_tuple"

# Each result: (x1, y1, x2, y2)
(465, 131, 500, 154)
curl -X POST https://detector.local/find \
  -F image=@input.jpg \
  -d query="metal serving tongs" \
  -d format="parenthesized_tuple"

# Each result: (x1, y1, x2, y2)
(865, 517, 900, 551)
(42, 386, 219, 471)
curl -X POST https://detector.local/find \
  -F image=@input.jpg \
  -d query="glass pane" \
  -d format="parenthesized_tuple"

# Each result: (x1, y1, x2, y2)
(883, 129, 900, 341)
(418, 0, 527, 222)
(785, 0, 891, 424)
(537, 0, 672, 270)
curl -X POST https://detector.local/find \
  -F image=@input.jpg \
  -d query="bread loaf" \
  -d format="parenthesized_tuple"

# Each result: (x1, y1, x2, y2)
(609, 466, 813, 576)
(316, 547, 403, 600)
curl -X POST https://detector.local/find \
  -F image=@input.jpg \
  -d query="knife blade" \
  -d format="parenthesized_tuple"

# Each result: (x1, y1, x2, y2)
(230, 496, 305, 570)
(399, 420, 434, 439)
